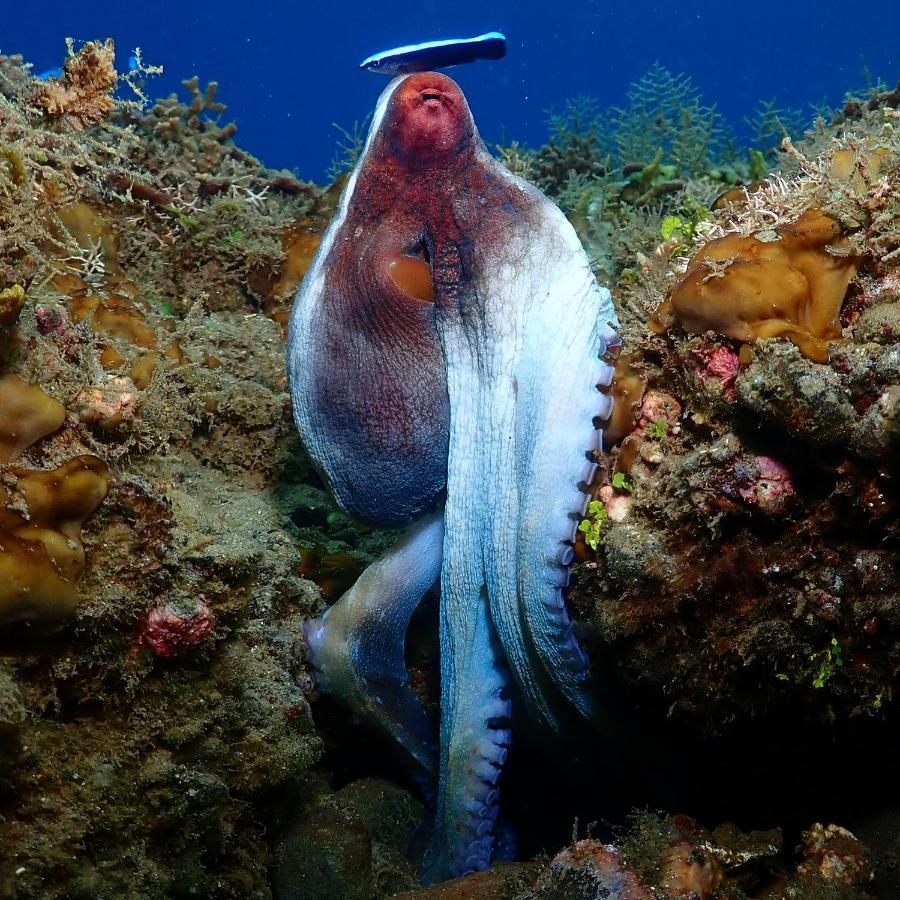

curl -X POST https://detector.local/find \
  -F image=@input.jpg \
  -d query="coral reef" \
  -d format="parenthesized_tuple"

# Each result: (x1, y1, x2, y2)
(0, 32, 898, 900)
(565, 70, 900, 754)
(0, 40, 333, 897)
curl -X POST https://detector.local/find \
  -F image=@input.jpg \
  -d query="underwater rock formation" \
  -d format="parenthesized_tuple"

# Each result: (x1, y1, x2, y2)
(0, 42, 328, 896)
(567, 78, 900, 758)
(275, 778, 425, 898)
(395, 812, 876, 898)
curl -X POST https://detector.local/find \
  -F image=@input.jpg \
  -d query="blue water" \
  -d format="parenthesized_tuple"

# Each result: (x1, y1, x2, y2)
(8, 0, 899, 182)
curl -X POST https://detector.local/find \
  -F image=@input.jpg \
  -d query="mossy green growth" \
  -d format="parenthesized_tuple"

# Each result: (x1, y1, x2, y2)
(0, 147, 26, 186)
(646, 419, 668, 439)
(579, 499, 608, 550)
(146, 294, 175, 316)
(661, 194, 711, 250)
(661, 214, 693, 243)
(775, 637, 845, 691)
(810, 637, 844, 689)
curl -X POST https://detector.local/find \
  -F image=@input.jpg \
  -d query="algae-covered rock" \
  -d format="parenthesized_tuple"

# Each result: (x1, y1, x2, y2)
(0, 42, 335, 898)
(275, 778, 424, 900)
(568, 84, 900, 739)
(0, 662, 25, 770)
(516, 813, 874, 900)
(733, 343, 857, 445)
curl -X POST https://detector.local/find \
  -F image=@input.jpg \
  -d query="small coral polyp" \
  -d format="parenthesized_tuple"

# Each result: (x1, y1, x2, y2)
(0, 456, 110, 628)
(659, 209, 858, 363)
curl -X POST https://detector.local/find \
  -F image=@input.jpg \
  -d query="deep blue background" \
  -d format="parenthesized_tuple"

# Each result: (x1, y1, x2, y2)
(6, 1, 899, 182)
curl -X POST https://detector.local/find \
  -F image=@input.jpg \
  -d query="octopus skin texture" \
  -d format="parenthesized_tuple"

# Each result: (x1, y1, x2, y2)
(287, 72, 618, 883)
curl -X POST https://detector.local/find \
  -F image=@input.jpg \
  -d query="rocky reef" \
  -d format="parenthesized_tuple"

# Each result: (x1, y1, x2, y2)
(572, 79, 900, 735)
(0, 40, 346, 897)
(1, 37, 898, 900)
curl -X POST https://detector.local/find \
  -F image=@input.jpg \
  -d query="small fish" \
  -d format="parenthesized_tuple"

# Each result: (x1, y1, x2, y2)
(360, 31, 506, 75)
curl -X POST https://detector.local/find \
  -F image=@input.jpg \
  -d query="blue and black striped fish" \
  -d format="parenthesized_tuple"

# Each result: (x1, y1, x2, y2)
(360, 32, 506, 75)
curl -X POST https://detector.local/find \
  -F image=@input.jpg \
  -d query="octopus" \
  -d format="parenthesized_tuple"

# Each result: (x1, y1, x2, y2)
(287, 72, 618, 883)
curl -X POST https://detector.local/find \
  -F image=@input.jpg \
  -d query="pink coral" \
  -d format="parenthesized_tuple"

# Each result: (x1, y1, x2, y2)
(633, 389, 682, 439)
(858, 270, 900, 306)
(140, 600, 214, 658)
(35, 305, 68, 335)
(75, 375, 138, 432)
(738, 455, 795, 515)
(536, 840, 651, 898)
(692, 345, 740, 397)
(599, 484, 632, 522)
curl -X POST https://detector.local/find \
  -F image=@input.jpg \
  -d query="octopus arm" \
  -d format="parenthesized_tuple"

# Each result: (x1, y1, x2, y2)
(424, 175, 618, 880)
(303, 510, 444, 773)
(510, 197, 618, 721)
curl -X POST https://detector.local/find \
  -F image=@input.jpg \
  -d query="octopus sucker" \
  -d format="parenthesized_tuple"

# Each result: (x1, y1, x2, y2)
(288, 71, 618, 883)
(596, 361, 617, 387)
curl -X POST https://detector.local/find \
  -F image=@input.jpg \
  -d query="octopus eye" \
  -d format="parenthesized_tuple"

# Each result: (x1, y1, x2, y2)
(388, 241, 434, 302)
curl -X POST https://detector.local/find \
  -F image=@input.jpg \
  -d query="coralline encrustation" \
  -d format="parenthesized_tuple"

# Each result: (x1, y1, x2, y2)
(140, 600, 215, 658)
